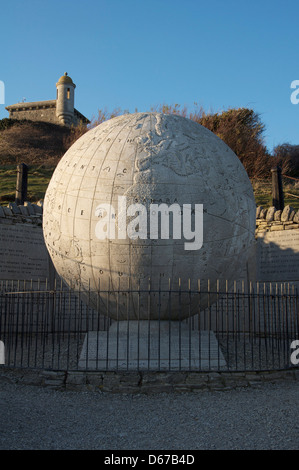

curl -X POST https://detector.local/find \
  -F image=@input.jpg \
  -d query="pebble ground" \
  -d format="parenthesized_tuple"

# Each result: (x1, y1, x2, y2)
(0, 379, 298, 450)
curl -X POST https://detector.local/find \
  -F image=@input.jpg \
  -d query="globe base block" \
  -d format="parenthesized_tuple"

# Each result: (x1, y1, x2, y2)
(78, 321, 227, 370)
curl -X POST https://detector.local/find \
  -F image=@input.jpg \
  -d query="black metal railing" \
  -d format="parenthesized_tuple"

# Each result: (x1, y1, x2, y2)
(0, 279, 298, 372)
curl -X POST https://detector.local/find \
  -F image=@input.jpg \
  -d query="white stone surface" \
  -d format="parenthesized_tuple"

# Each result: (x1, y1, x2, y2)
(43, 112, 256, 320)
(78, 322, 227, 370)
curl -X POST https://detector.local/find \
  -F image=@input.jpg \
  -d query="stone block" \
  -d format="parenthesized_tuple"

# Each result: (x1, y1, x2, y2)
(256, 206, 263, 218)
(24, 201, 35, 216)
(0, 218, 13, 225)
(259, 208, 267, 219)
(66, 371, 87, 386)
(9, 202, 21, 214)
(266, 206, 276, 222)
(86, 373, 104, 387)
(41, 371, 66, 388)
(274, 210, 282, 221)
(0, 206, 5, 218)
(31, 204, 43, 214)
(19, 205, 29, 216)
(3, 207, 13, 216)
(185, 373, 209, 385)
(281, 205, 294, 222)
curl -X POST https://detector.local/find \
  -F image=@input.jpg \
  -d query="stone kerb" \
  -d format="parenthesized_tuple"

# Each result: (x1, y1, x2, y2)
(1, 366, 298, 393)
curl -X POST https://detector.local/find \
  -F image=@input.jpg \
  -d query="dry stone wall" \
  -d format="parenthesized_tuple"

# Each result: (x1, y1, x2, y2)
(255, 204, 299, 287)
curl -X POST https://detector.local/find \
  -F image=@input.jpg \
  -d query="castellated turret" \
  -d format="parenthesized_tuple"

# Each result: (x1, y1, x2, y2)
(5, 72, 89, 127)
(56, 73, 76, 126)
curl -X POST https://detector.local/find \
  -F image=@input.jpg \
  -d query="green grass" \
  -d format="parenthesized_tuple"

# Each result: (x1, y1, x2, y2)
(0, 165, 55, 205)
(0, 166, 298, 212)
(252, 179, 299, 212)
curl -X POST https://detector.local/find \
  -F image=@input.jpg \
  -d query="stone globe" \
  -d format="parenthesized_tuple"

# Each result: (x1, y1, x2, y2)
(43, 112, 256, 320)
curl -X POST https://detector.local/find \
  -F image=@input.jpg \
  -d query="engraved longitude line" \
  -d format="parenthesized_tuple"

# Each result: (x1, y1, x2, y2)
(55, 128, 102, 260)
(57, 121, 120, 263)
(206, 210, 256, 234)
(70, 120, 125, 273)
(130, 113, 152, 293)
(89, 116, 134, 291)
(49, 120, 123, 272)
(149, 113, 155, 284)
(109, 113, 149, 297)
(107, 115, 137, 292)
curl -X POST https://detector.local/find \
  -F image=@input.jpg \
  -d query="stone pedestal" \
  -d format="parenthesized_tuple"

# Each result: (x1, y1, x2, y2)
(78, 321, 226, 370)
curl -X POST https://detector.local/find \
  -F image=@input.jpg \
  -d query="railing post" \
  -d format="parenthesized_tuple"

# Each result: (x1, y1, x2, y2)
(271, 166, 284, 211)
(15, 163, 28, 205)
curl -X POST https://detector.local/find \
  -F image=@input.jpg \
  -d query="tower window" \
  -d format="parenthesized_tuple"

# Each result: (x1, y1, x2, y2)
(67, 88, 70, 99)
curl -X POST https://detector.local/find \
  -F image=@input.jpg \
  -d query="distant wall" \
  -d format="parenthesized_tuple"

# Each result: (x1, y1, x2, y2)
(0, 201, 55, 285)
(7, 102, 88, 126)
(8, 102, 59, 125)
(255, 204, 299, 288)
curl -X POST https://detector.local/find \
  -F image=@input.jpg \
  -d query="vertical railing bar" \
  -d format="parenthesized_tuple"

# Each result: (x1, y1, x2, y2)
(105, 278, 110, 371)
(188, 278, 192, 371)
(216, 279, 220, 370)
(178, 277, 181, 371)
(147, 277, 151, 372)
(249, 281, 252, 370)
(137, 278, 140, 372)
(128, 276, 132, 372)
(270, 282, 275, 369)
(208, 279, 211, 371)
(198, 279, 201, 371)
(51, 284, 56, 370)
(285, 283, 290, 367)
(226, 280, 229, 370)
(41, 280, 47, 369)
(96, 278, 101, 370)
(263, 282, 268, 368)
(66, 281, 72, 370)
(13, 280, 20, 367)
(257, 282, 261, 370)
(158, 276, 161, 372)
(242, 280, 246, 371)
(75, 283, 81, 369)
(276, 283, 281, 368)
(168, 278, 171, 371)
(116, 277, 120, 372)
(234, 280, 237, 371)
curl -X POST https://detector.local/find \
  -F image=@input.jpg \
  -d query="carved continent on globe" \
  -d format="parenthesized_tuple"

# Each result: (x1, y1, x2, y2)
(43, 112, 256, 320)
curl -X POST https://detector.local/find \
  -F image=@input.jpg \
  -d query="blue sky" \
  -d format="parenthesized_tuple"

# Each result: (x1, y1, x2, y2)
(0, 0, 298, 152)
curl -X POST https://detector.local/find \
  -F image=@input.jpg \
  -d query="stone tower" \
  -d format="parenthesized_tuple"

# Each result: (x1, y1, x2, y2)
(56, 72, 76, 126)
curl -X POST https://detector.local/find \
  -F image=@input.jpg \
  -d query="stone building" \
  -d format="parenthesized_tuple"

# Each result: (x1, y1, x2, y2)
(5, 73, 89, 127)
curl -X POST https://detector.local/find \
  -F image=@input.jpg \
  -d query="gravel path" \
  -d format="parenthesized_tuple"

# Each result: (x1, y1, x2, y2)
(0, 379, 298, 450)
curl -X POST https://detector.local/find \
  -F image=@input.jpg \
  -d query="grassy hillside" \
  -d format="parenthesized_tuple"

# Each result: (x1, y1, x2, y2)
(0, 119, 71, 166)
